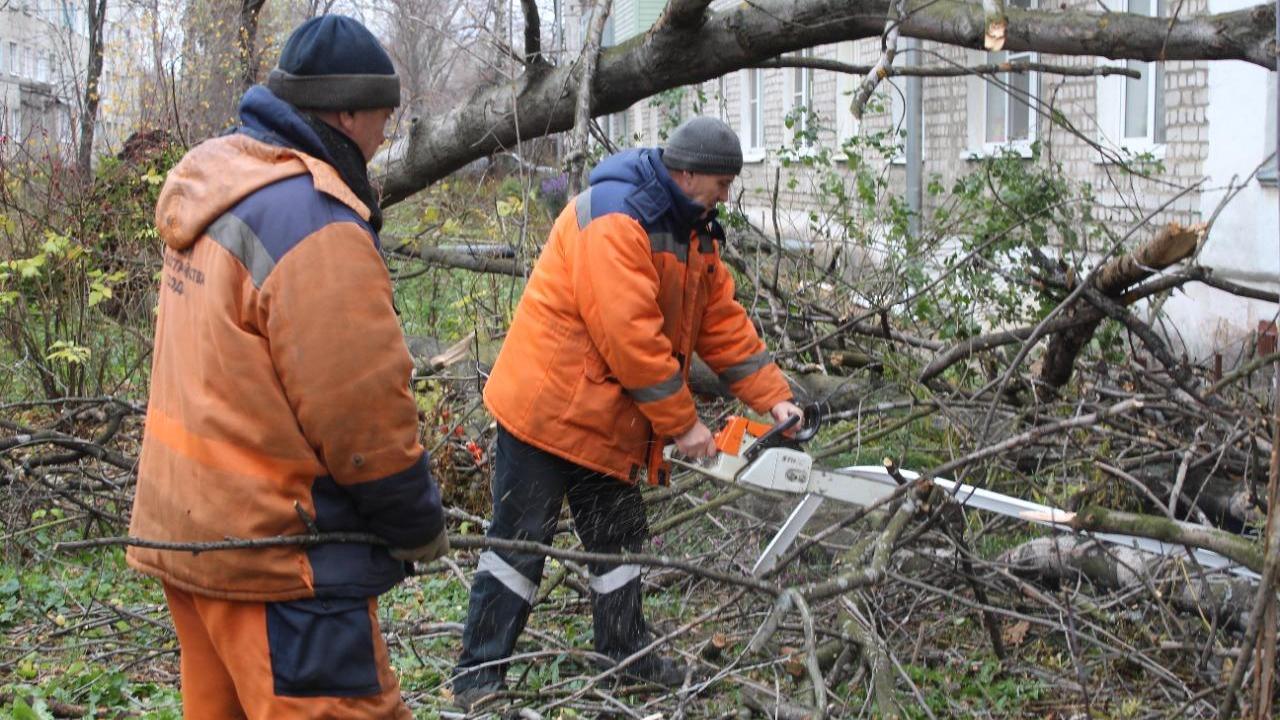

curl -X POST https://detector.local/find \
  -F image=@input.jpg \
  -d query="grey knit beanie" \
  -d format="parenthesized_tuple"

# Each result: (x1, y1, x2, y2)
(266, 15, 400, 111)
(662, 117, 743, 175)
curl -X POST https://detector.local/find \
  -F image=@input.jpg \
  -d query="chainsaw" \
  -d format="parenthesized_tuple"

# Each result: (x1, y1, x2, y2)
(663, 409, 1258, 580)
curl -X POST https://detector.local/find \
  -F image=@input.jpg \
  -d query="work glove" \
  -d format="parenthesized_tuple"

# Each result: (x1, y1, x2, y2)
(389, 528, 450, 564)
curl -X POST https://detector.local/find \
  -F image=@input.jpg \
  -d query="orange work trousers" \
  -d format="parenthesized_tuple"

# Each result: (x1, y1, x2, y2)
(163, 583, 412, 719)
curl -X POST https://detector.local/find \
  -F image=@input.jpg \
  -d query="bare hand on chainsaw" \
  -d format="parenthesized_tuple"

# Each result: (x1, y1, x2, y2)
(770, 401, 804, 434)
(674, 421, 717, 459)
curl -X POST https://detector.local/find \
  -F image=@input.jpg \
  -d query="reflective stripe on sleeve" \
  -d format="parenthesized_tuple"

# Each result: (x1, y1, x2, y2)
(718, 350, 772, 386)
(626, 369, 684, 404)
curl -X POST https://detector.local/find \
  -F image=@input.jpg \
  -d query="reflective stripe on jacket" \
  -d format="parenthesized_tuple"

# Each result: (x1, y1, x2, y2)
(127, 87, 444, 602)
(483, 148, 792, 482)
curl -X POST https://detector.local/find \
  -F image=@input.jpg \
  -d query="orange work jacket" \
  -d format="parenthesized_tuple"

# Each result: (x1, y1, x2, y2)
(484, 148, 792, 482)
(128, 87, 443, 602)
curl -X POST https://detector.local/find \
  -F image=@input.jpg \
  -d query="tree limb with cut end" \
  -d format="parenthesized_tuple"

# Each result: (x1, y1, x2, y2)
(1001, 535, 1260, 629)
(1041, 222, 1203, 389)
(983, 0, 1007, 50)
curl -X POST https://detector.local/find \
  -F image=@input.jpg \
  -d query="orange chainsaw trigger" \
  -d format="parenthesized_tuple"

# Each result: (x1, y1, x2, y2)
(714, 416, 774, 456)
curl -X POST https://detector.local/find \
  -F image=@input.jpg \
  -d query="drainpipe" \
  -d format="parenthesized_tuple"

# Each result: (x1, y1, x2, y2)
(904, 37, 923, 238)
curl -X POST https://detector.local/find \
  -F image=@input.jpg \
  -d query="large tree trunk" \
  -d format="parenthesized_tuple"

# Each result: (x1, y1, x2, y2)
(373, 0, 1276, 205)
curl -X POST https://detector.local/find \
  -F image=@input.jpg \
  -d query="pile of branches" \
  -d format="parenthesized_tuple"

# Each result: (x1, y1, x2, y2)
(4, 202, 1280, 717)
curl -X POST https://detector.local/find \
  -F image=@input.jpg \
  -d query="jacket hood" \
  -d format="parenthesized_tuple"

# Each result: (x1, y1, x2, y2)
(154, 86, 366, 251)
(589, 148, 707, 229)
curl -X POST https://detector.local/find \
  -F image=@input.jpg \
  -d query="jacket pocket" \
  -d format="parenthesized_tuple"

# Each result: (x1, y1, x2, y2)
(266, 596, 381, 697)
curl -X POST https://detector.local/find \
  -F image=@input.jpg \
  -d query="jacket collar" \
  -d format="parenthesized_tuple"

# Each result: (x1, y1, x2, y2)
(589, 148, 712, 239)
(234, 85, 382, 231)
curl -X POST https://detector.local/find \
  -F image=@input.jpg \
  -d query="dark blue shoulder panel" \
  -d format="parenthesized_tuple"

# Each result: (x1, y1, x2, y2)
(586, 179, 678, 239)
(229, 174, 370, 264)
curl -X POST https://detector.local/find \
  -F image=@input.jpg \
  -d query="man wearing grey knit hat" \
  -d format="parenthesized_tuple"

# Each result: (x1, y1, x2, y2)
(660, 115, 745, 218)
(451, 116, 801, 712)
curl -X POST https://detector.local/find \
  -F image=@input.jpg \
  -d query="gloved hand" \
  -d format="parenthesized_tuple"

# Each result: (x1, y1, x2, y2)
(389, 529, 450, 564)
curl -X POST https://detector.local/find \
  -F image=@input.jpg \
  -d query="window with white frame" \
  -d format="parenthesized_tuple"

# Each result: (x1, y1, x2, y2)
(8, 44, 17, 76)
(1096, 0, 1166, 152)
(786, 48, 815, 146)
(1122, 0, 1166, 144)
(964, 0, 1038, 155)
(984, 50, 1035, 146)
(10, 107, 20, 140)
(38, 53, 48, 83)
(602, 108, 631, 146)
(741, 68, 765, 157)
(0, 41, 5, 75)
(25, 46, 34, 79)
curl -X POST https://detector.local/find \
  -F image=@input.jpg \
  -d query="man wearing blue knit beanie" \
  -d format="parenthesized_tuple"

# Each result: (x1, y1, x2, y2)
(129, 14, 446, 719)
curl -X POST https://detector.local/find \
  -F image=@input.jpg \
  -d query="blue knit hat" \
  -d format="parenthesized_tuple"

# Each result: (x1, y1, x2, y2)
(266, 15, 400, 111)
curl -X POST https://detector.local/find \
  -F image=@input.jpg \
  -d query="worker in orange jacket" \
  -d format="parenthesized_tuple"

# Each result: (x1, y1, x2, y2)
(451, 116, 802, 710)
(127, 16, 446, 718)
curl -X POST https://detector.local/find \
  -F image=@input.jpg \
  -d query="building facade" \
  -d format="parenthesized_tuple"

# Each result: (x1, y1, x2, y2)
(0, 1, 87, 156)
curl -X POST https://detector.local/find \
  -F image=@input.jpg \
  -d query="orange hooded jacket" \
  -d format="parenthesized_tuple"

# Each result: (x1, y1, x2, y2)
(127, 88, 443, 602)
(484, 149, 792, 482)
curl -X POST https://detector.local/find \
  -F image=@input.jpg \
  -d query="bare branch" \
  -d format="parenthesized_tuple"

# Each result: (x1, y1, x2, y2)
(56, 531, 782, 594)
(754, 57, 1142, 79)
(1046, 506, 1265, 574)
(567, 0, 613, 193)
(850, 0, 906, 120)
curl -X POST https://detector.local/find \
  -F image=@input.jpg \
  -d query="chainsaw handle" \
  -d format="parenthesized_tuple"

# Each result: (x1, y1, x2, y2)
(793, 403, 822, 443)
(743, 404, 822, 462)
(744, 414, 800, 462)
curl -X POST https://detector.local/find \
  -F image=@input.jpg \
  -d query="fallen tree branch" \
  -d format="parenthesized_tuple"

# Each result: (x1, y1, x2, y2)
(1048, 506, 1265, 575)
(928, 398, 1144, 481)
(376, 0, 1277, 205)
(56, 531, 781, 595)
